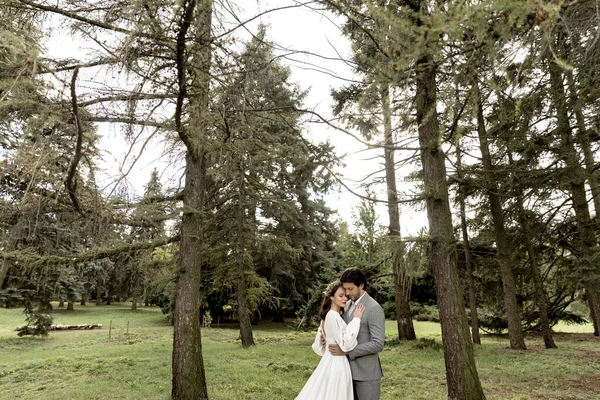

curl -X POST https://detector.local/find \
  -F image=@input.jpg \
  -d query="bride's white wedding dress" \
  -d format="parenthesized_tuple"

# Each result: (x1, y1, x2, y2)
(295, 310, 361, 400)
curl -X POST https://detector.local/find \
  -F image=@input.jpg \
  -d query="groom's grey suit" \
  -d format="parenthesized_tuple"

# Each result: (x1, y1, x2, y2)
(344, 292, 384, 400)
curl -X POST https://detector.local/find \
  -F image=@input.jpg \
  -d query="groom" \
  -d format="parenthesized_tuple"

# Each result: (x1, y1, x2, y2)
(329, 267, 385, 399)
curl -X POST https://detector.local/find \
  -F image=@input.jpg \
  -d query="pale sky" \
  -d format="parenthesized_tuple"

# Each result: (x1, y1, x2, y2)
(44, 0, 427, 237)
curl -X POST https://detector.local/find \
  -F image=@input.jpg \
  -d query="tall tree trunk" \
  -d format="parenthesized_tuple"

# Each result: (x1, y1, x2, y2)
(507, 153, 556, 348)
(381, 84, 416, 341)
(0, 221, 23, 289)
(96, 287, 102, 306)
(415, 55, 486, 399)
(455, 138, 481, 345)
(172, 151, 210, 400)
(567, 68, 600, 334)
(474, 81, 526, 350)
(235, 158, 255, 347)
(172, 1, 212, 398)
(565, 70, 600, 217)
(67, 301, 74, 311)
(587, 293, 600, 336)
(0, 260, 9, 289)
(131, 295, 138, 311)
(549, 58, 600, 336)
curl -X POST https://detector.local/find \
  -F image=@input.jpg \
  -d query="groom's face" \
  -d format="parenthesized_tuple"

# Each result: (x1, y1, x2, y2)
(342, 282, 362, 302)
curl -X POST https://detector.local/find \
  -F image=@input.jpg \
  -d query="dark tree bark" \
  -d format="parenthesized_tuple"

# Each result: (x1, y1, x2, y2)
(474, 81, 526, 350)
(455, 138, 481, 345)
(587, 293, 600, 336)
(96, 287, 102, 306)
(0, 221, 23, 289)
(172, 149, 210, 400)
(505, 150, 556, 349)
(235, 158, 255, 347)
(66, 301, 74, 311)
(381, 84, 416, 341)
(415, 54, 486, 399)
(565, 70, 600, 218)
(549, 58, 600, 336)
(171, 1, 213, 398)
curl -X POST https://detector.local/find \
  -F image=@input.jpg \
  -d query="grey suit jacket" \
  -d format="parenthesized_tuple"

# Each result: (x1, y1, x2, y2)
(344, 292, 384, 381)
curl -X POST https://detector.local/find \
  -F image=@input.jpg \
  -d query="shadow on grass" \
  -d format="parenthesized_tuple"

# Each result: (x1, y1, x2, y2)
(0, 336, 48, 350)
(385, 337, 443, 351)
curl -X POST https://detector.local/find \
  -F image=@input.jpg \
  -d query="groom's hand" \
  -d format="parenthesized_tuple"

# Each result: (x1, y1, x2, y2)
(328, 344, 347, 356)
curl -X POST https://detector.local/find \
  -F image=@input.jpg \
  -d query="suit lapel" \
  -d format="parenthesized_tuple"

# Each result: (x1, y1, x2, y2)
(344, 307, 352, 323)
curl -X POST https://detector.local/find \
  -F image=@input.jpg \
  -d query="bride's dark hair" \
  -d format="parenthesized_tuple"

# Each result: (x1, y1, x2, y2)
(318, 280, 345, 320)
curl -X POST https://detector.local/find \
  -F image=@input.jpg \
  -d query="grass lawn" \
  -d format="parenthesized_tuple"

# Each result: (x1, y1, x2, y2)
(0, 303, 599, 399)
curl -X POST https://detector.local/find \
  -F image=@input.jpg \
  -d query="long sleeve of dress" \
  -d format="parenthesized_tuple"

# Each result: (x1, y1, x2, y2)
(311, 325, 325, 356)
(325, 312, 361, 353)
(338, 316, 361, 352)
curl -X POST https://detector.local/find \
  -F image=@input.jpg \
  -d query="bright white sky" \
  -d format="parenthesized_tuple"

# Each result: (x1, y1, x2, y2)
(45, 0, 427, 237)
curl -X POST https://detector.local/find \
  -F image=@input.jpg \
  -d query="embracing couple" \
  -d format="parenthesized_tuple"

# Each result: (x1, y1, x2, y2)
(296, 268, 385, 400)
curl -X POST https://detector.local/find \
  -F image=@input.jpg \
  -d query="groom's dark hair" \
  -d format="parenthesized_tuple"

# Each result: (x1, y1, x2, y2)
(340, 268, 367, 290)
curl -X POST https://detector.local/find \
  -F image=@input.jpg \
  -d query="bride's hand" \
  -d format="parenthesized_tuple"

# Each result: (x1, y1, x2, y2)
(353, 303, 365, 319)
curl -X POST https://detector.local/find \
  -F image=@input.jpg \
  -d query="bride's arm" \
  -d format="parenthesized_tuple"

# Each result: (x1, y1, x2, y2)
(336, 315, 361, 353)
(311, 321, 326, 356)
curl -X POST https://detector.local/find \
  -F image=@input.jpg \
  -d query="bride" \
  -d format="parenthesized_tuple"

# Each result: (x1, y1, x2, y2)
(295, 280, 365, 400)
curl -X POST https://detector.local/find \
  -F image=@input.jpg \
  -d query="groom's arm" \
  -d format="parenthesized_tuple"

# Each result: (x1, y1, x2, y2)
(347, 305, 385, 360)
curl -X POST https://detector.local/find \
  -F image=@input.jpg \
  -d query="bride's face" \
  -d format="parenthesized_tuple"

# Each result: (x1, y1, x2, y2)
(330, 287, 348, 309)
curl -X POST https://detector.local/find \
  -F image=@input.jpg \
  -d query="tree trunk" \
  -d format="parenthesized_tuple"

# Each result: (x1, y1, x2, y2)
(58, 300, 65, 308)
(565, 70, 600, 218)
(474, 80, 526, 350)
(381, 84, 416, 341)
(0, 221, 23, 289)
(415, 55, 486, 400)
(0, 260, 10, 289)
(67, 301, 74, 312)
(171, 1, 212, 398)
(96, 287, 102, 306)
(131, 295, 138, 311)
(548, 59, 600, 333)
(172, 151, 210, 400)
(235, 158, 255, 347)
(455, 137, 481, 345)
(506, 151, 556, 348)
(586, 293, 600, 336)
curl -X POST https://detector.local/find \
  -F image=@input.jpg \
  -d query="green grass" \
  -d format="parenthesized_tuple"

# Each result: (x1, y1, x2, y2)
(0, 304, 599, 399)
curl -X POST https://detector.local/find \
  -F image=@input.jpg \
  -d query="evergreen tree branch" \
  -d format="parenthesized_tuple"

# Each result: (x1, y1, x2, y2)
(16, 0, 133, 36)
(322, 164, 423, 205)
(0, 236, 180, 267)
(79, 93, 175, 107)
(84, 116, 172, 130)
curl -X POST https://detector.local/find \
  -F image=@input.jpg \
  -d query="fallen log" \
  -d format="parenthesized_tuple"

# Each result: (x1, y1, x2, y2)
(16, 324, 103, 334)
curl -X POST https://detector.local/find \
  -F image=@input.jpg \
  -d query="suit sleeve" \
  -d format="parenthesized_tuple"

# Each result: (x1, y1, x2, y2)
(311, 324, 325, 356)
(347, 303, 385, 360)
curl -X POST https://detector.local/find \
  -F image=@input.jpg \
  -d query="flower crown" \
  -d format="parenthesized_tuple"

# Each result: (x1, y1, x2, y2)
(323, 280, 341, 297)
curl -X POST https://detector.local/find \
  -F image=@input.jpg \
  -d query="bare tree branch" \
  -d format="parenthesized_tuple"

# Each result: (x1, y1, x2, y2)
(65, 67, 84, 215)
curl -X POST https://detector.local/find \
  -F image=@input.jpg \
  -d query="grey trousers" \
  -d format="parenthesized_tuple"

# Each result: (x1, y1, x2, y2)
(353, 380, 381, 400)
